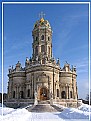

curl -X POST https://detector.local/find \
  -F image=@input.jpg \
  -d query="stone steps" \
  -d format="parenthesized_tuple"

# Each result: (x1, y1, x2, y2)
(51, 105, 64, 112)
(27, 104, 64, 112)
(26, 100, 64, 112)
(27, 104, 57, 112)
(38, 100, 50, 104)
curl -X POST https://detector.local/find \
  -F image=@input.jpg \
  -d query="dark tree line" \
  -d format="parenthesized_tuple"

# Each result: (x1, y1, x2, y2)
(82, 91, 91, 105)
(86, 91, 91, 104)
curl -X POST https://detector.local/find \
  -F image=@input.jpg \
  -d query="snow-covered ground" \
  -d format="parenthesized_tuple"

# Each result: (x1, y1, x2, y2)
(0, 103, 91, 121)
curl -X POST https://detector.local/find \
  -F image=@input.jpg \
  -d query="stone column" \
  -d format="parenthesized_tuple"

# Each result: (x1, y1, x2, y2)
(66, 85, 68, 99)
(59, 85, 61, 99)
(27, 84, 29, 98)
(68, 85, 70, 99)
(61, 86, 63, 99)
(31, 76, 33, 98)
(69, 86, 71, 99)
(31, 77, 33, 98)
(72, 75, 77, 100)
(25, 84, 27, 98)
(15, 86, 17, 99)
(34, 46, 35, 55)
(34, 91, 38, 105)
(24, 85, 26, 99)
(47, 45, 48, 57)
(48, 76, 50, 99)
(54, 83, 57, 98)
(33, 74, 35, 98)
(19, 86, 21, 99)
(38, 45, 41, 53)
(31, 75, 34, 99)
(17, 86, 19, 99)
(9, 84, 12, 99)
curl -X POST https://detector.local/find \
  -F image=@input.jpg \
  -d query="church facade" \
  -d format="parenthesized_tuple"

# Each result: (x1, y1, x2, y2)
(7, 15, 78, 107)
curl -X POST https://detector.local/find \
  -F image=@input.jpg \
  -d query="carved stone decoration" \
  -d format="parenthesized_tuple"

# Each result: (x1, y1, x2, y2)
(34, 90, 38, 105)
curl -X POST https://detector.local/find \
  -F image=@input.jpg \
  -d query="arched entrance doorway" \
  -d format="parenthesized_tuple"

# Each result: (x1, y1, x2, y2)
(40, 87, 48, 100)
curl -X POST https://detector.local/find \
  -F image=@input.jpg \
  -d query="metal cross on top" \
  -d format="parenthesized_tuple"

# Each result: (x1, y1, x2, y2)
(39, 12, 45, 19)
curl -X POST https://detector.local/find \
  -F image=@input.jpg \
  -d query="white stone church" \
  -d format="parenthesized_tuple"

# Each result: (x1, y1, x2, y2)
(7, 13, 79, 107)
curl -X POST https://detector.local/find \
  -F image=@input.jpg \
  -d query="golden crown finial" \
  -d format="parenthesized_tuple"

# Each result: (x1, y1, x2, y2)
(40, 18, 44, 23)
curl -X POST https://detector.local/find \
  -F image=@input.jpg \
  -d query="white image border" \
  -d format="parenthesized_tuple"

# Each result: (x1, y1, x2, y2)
(1, 1, 90, 120)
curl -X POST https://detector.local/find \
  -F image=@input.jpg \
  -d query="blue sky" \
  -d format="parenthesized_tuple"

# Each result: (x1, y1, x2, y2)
(0, 2, 90, 99)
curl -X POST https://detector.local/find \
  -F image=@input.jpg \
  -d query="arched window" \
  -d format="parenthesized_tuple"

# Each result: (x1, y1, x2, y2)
(61, 91, 66, 99)
(48, 36, 50, 41)
(41, 35, 44, 40)
(36, 37, 38, 41)
(27, 89, 30, 97)
(70, 91, 72, 98)
(13, 91, 15, 98)
(41, 45, 45, 52)
(57, 89, 59, 97)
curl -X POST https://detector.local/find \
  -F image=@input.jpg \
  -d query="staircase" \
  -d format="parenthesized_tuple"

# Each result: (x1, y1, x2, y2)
(51, 105, 63, 112)
(28, 104, 57, 112)
(26, 100, 63, 112)
(38, 100, 50, 104)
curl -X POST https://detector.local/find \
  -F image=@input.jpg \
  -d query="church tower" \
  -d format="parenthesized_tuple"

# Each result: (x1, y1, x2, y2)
(32, 12, 52, 64)
(7, 13, 78, 108)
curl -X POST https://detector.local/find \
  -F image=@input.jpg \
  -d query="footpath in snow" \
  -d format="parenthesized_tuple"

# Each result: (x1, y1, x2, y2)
(0, 103, 91, 121)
